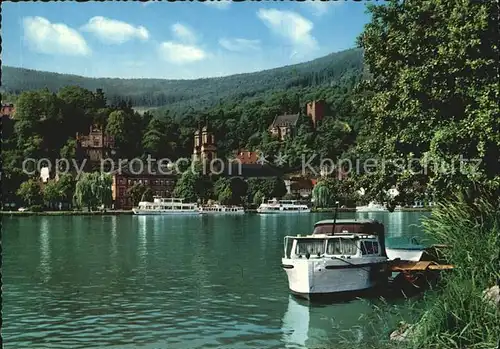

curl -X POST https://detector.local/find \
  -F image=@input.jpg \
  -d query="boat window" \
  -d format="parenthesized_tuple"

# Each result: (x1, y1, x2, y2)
(296, 239, 325, 256)
(361, 241, 379, 255)
(326, 238, 357, 255)
(326, 239, 341, 254)
(284, 238, 293, 258)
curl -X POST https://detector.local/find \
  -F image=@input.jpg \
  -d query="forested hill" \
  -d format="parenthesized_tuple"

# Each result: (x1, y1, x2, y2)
(1, 48, 364, 110)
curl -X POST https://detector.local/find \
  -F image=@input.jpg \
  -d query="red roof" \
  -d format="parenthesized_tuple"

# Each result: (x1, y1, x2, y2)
(236, 150, 259, 164)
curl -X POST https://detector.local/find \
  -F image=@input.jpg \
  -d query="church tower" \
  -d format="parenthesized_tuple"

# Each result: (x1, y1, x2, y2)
(193, 122, 217, 163)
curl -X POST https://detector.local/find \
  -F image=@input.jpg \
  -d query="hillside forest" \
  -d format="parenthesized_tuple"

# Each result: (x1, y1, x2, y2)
(2, 1, 498, 212)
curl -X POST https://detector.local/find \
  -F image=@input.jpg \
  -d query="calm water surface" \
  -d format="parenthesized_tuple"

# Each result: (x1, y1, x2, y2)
(2, 212, 429, 349)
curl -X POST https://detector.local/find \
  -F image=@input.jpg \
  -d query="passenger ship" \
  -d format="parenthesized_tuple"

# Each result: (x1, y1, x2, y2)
(281, 219, 389, 299)
(132, 197, 200, 215)
(257, 198, 311, 214)
(199, 204, 245, 214)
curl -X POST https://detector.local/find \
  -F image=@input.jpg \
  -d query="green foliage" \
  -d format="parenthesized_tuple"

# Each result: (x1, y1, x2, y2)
(357, 0, 500, 201)
(173, 170, 199, 202)
(73, 173, 112, 211)
(312, 179, 335, 208)
(16, 179, 42, 206)
(141, 187, 153, 202)
(253, 190, 264, 206)
(2, 48, 364, 111)
(127, 183, 146, 206)
(43, 180, 61, 206)
(410, 193, 500, 348)
(29, 204, 44, 212)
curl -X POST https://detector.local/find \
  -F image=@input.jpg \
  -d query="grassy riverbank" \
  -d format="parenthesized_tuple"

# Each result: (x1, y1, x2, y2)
(353, 194, 500, 349)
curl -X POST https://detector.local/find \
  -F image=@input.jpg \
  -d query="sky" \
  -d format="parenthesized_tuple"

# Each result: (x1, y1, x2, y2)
(2, 1, 372, 79)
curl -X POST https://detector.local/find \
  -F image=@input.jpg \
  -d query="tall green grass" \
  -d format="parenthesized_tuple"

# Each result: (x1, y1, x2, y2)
(412, 193, 500, 349)
(339, 193, 500, 349)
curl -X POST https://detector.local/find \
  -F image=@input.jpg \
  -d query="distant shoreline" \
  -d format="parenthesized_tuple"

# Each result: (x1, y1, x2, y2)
(1, 207, 431, 216)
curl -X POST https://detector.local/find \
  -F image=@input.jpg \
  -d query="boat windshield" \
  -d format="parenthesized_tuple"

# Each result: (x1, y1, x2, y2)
(295, 239, 326, 256)
(325, 238, 358, 256)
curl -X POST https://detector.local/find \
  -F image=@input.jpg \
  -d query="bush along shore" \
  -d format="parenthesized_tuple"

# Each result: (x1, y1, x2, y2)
(360, 193, 500, 349)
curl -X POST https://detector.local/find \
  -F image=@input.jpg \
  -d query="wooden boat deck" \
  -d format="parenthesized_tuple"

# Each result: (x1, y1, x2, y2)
(389, 260, 454, 272)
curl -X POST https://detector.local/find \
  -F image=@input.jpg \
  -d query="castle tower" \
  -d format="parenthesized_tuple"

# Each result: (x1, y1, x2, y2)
(306, 100, 326, 128)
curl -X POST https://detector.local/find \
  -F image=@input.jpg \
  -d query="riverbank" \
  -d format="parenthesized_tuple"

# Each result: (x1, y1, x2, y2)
(0, 210, 134, 216)
(1, 207, 432, 216)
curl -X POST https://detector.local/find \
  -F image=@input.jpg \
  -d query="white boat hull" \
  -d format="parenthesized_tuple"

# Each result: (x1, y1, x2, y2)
(132, 209, 200, 215)
(257, 209, 311, 214)
(282, 257, 388, 297)
(386, 248, 424, 261)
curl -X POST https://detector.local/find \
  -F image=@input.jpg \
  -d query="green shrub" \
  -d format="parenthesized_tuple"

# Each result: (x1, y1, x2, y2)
(29, 205, 44, 212)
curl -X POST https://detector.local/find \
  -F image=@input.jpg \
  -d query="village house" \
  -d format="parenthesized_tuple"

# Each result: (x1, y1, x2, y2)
(268, 113, 300, 141)
(1, 103, 15, 118)
(111, 161, 178, 210)
(76, 124, 116, 169)
(235, 150, 259, 164)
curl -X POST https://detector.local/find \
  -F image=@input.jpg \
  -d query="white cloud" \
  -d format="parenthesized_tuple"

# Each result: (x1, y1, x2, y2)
(257, 9, 317, 56)
(219, 38, 261, 52)
(171, 23, 197, 44)
(81, 16, 149, 44)
(304, 1, 341, 17)
(204, 1, 231, 9)
(22, 16, 91, 56)
(158, 42, 207, 64)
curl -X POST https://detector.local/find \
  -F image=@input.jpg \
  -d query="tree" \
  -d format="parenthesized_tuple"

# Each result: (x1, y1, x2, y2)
(312, 179, 335, 208)
(73, 173, 112, 211)
(43, 180, 61, 209)
(141, 187, 153, 202)
(357, 0, 499, 200)
(253, 190, 264, 206)
(128, 183, 146, 206)
(16, 179, 42, 207)
(173, 170, 199, 202)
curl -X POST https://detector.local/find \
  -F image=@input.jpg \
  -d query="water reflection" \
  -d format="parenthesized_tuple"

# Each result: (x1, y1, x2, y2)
(137, 216, 148, 277)
(110, 216, 118, 272)
(281, 295, 383, 349)
(39, 217, 51, 283)
(281, 296, 309, 348)
(387, 211, 404, 237)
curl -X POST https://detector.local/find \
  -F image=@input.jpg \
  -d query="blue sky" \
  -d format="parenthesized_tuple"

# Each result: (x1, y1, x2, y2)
(2, 1, 371, 79)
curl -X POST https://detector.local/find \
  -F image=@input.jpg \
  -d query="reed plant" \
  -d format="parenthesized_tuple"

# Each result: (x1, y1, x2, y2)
(337, 192, 500, 349)
(412, 192, 500, 349)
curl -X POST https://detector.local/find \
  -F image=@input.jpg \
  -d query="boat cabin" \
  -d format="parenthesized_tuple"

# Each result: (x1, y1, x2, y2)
(283, 219, 387, 259)
(284, 234, 382, 259)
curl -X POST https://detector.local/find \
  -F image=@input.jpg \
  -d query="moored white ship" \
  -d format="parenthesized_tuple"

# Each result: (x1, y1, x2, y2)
(257, 198, 310, 214)
(199, 204, 245, 214)
(132, 197, 200, 215)
(355, 201, 388, 212)
(281, 219, 389, 299)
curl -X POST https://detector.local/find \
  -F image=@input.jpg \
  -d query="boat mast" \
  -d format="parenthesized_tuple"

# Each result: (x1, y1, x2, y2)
(331, 201, 340, 235)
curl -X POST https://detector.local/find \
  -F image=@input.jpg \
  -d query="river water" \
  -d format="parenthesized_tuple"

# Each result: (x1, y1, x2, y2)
(2, 212, 429, 349)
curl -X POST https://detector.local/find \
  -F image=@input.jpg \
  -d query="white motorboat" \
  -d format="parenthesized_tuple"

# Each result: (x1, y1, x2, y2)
(257, 198, 310, 214)
(281, 219, 389, 299)
(132, 197, 200, 215)
(355, 201, 388, 212)
(199, 204, 245, 214)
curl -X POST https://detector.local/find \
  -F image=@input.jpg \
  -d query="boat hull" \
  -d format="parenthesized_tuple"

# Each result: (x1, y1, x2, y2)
(132, 209, 200, 215)
(257, 209, 311, 214)
(282, 258, 388, 297)
(386, 248, 424, 261)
